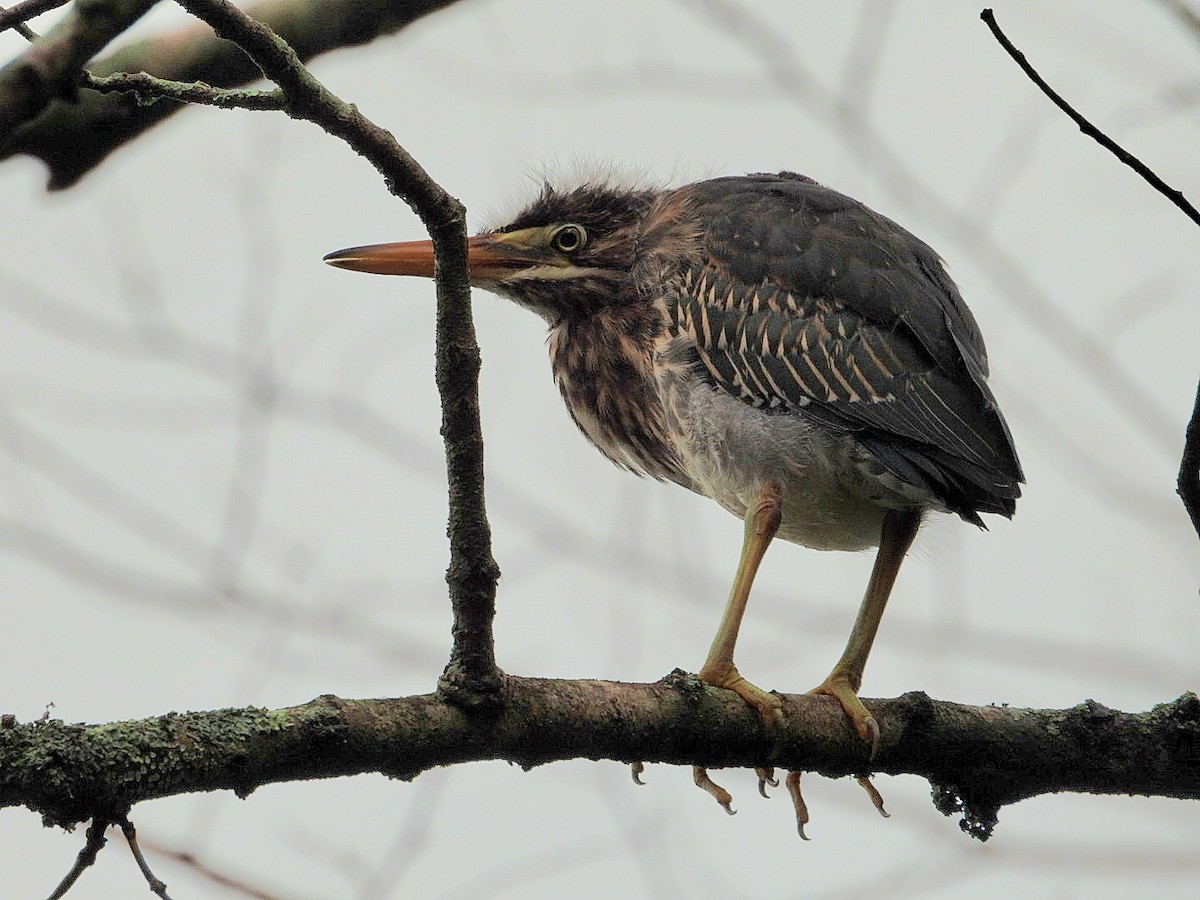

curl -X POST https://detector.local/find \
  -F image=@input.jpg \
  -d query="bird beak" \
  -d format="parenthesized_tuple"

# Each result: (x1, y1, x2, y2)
(323, 233, 535, 283)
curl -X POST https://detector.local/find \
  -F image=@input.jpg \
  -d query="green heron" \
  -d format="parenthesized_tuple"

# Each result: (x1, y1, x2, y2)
(326, 171, 1022, 766)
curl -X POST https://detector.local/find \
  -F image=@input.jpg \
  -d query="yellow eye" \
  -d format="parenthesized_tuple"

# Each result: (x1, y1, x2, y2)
(549, 224, 588, 254)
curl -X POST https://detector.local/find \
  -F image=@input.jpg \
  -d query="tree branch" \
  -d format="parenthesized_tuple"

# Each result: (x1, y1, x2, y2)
(45, 817, 109, 900)
(0, 0, 463, 189)
(3, 680, 1198, 843)
(118, 818, 174, 899)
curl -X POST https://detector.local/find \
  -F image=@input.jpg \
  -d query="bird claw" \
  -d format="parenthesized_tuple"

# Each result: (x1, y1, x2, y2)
(856, 775, 890, 818)
(865, 717, 881, 761)
(630, 762, 646, 785)
(785, 771, 811, 840)
(693, 767, 736, 815)
(809, 677, 880, 759)
(756, 766, 779, 798)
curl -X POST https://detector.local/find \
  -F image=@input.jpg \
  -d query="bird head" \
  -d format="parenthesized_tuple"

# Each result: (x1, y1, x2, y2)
(324, 181, 664, 323)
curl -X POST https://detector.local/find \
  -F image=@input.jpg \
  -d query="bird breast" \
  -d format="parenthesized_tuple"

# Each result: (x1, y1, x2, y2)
(546, 308, 686, 482)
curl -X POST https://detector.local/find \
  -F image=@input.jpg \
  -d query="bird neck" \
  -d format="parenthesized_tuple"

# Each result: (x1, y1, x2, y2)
(547, 305, 681, 481)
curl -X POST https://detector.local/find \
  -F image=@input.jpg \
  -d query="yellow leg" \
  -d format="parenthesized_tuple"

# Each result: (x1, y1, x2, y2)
(698, 480, 784, 730)
(811, 508, 920, 758)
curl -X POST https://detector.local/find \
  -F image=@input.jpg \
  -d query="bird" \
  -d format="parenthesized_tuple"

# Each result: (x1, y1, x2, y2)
(324, 171, 1023, 762)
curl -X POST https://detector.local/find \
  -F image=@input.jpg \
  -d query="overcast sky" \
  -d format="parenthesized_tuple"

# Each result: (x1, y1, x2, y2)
(2, 2, 1199, 897)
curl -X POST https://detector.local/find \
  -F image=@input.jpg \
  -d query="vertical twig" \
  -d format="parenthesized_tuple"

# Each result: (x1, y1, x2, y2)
(172, 0, 501, 700)
(118, 819, 173, 899)
(46, 818, 109, 900)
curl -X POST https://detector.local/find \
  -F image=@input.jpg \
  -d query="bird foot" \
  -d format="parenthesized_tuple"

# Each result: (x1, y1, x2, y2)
(691, 666, 784, 815)
(693, 767, 736, 815)
(697, 663, 784, 732)
(809, 674, 880, 759)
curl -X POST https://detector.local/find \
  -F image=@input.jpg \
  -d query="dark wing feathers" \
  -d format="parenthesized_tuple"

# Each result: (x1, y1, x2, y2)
(674, 173, 1023, 520)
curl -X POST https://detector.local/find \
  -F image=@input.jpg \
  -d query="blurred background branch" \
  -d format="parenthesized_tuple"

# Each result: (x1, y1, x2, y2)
(0, 0, 463, 188)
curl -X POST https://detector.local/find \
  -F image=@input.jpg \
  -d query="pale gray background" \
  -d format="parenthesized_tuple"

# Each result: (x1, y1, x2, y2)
(2, 1, 1198, 897)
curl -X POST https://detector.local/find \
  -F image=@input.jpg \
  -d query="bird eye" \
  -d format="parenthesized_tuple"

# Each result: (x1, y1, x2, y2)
(549, 224, 588, 254)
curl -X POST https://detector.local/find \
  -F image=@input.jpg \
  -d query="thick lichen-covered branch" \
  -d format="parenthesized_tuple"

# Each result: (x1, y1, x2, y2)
(3, 680, 1198, 842)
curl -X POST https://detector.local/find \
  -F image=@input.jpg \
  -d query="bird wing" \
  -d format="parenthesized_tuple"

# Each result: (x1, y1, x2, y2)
(670, 173, 1022, 519)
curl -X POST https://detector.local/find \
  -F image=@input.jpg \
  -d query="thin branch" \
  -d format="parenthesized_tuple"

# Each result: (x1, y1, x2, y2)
(3, 681, 1199, 844)
(118, 819, 174, 900)
(83, 70, 285, 110)
(980, 8, 1200, 229)
(169, 0, 499, 700)
(46, 818, 110, 900)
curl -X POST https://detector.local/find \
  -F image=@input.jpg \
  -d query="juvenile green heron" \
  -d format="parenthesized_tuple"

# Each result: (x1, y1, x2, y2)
(326, 171, 1022, 765)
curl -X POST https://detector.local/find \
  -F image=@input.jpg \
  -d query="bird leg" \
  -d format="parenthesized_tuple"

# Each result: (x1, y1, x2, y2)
(809, 508, 921, 758)
(697, 480, 784, 730)
(691, 483, 783, 814)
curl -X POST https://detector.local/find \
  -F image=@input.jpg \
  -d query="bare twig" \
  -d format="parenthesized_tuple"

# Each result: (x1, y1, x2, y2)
(46, 818, 109, 900)
(118, 819, 173, 899)
(168, 0, 499, 701)
(83, 70, 285, 110)
(980, 8, 1200, 230)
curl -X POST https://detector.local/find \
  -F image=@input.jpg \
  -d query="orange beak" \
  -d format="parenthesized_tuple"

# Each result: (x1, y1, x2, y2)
(323, 234, 534, 282)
